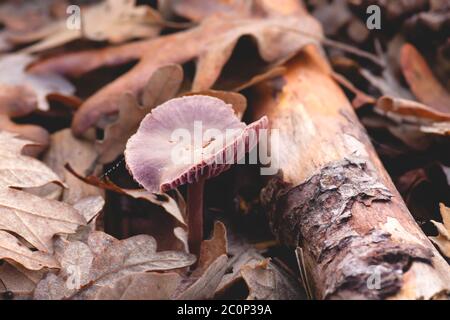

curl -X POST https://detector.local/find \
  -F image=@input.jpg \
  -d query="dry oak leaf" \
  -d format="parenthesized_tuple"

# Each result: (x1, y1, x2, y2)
(429, 204, 450, 258)
(168, 0, 254, 21)
(0, 187, 86, 254)
(0, 0, 66, 33)
(0, 230, 59, 270)
(0, 54, 74, 111)
(0, 131, 86, 253)
(0, 131, 62, 189)
(0, 261, 45, 300)
(29, 12, 322, 135)
(95, 272, 182, 300)
(175, 254, 228, 300)
(41, 129, 103, 204)
(375, 96, 450, 124)
(241, 259, 302, 300)
(167, 0, 306, 21)
(34, 231, 196, 299)
(96, 224, 229, 300)
(401, 43, 450, 114)
(194, 221, 228, 276)
(67, 196, 106, 243)
(20, 0, 163, 53)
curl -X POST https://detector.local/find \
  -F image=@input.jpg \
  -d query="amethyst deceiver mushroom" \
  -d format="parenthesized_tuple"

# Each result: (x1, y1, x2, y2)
(125, 95, 268, 254)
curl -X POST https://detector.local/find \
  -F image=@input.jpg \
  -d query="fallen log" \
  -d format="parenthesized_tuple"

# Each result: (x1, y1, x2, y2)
(250, 45, 450, 299)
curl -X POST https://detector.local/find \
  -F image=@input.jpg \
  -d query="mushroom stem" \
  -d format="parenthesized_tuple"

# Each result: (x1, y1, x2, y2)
(187, 176, 206, 255)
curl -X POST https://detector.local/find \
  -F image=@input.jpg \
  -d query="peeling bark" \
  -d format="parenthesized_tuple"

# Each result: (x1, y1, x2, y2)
(250, 45, 450, 299)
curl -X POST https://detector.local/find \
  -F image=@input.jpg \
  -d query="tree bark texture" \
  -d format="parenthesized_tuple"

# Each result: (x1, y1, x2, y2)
(249, 46, 450, 299)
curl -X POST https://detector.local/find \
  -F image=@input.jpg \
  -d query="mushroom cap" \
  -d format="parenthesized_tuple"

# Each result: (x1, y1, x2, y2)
(125, 95, 268, 193)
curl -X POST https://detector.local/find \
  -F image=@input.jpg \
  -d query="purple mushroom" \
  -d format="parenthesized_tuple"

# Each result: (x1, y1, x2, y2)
(125, 95, 268, 255)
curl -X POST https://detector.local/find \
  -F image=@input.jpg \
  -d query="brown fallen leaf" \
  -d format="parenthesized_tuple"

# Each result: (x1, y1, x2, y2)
(96, 254, 230, 300)
(0, 131, 62, 189)
(0, 261, 45, 300)
(0, 0, 65, 34)
(95, 272, 182, 300)
(215, 248, 304, 300)
(241, 258, 303, 300)
(0, 117, 48, 157)
(97, 64, 183, 164)
(41, 129, 103, 204)
(0, 132, 86, 253)
(68, 196, 106, 241)
(175, 254, 228, 300)
(0, 54, 75, 111)
(19, 0, 163, 53)
(168, 0, 254, 21)
(401, 43, 450, 114)
(73, 196, 105, 225)
(194, 221, 228, 275)
(33, 231, 196, 299)
(0, 188, 86, 253)
(0, 231, 59, 270)
(30, 11, 322, 135)
(0, 32, 13, 52)
(429, 204, 450, 258)
(375, 96, 450, 124)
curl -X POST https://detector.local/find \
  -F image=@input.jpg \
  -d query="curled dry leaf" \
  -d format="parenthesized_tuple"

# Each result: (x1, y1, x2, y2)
(0, 188, 86, 253)
(0, 231, 59, 270)
(175, 254, 228, 300)
(375, 96, 450, 124)
(0, 261, 45, 300)
(97, 222, 229, 300)
(174, 221, 229, 299)
(215, 248, 304, 299)
(97, 64, 183, 164)
(0, 54, 75, 111)
(0, 0, 65, 34)
(30, 12, 322, 135)
(95, 272, 182, 300)
(41, 129, 103, 204)
(429, 204, 450, 258)
(73, 196, 105, 225)
(0, 131, 62, 189)
(169, 0, 254, 21)
(194, 221, 228, 275)
(34, 231, 196, 299)
(0, 75, 50, 156)
(0, 131, 86, 253)
(241, 259, 302, 300)
(19, 0, 163, 53)
(400, 43, 450, 114)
